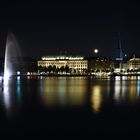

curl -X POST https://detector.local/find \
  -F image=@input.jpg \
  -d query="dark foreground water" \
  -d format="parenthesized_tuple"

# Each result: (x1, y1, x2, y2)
(0, 76, 140, 136)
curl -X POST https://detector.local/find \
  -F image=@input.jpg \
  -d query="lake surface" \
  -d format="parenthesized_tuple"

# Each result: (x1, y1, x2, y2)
(0, 76, 140, 136)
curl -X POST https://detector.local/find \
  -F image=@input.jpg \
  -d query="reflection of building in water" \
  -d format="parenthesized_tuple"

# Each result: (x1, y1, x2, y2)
(137, 80, 140, 97)
(114, 80, 127, 102)
(17, 76, 21, 103)
(114, 81, 121, 101)
(129, 81, 138, 102)
(67, 78, 86, 105)
(40, 77, 87, 107)
(114, 79, 126, 102)
(91, 86, 102, 113)
(114, 79, 140, 103)
(40, 78, 59, 106)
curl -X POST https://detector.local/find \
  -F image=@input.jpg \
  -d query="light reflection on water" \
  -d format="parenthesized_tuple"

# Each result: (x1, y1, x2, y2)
(39, 77, 87, 107)
(3, 84, 10, 109)
(91, 85, 102, 113)
(114, 78, 140, 104)
(0, 76, 140, 116)
(2, 77, 22, 119)
(17, 76, 21, 104)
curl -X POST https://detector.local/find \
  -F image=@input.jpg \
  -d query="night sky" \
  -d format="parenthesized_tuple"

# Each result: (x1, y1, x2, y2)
(0, 0, 140, 59)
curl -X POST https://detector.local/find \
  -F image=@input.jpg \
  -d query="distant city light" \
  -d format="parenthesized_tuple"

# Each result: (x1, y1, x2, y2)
(42, 56, 84, 61)
(27, 72, 30, 75)
(17, 71, 20, 75)
(94, 49, 98, 54)
(17, 76, 20, 80)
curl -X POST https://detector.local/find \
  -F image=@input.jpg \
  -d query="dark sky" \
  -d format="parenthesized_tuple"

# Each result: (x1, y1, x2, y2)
(0, 0, 140, 59)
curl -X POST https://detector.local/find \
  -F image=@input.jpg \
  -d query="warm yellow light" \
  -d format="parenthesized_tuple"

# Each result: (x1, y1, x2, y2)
(41, 77, 86, 106)
(91, 86, 102, 113)
(41, 56, 84, 60)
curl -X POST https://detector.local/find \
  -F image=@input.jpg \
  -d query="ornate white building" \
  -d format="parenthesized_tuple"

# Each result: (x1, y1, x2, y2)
(38, 56, 88, 73)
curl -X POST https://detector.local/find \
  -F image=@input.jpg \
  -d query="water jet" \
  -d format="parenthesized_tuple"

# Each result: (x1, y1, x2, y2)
(4, 32, 22, 85)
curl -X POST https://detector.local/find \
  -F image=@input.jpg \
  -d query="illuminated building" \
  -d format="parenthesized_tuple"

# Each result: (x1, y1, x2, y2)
(38, 56, 88, 74)
(128, 56, 140, 70)
(87, 57, 114, 73)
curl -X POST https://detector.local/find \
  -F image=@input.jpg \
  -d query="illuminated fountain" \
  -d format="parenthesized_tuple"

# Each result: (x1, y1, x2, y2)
(4, 32, 22, 85)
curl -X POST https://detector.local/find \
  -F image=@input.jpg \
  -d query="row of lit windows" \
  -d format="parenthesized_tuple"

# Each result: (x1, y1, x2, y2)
(129, 64, 140, 66)
(67, 62, 87, 64)
(129, 61, 140, 63)
(38, 62, 87, 63)
(38, 61, 87, 66)
(69, 65, 87, 67)
(130, 63, 140, 64)
(38, 64, 87, 68)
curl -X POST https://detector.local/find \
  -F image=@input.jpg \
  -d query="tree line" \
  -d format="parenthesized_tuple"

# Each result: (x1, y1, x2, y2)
(38, 65, 70, 74)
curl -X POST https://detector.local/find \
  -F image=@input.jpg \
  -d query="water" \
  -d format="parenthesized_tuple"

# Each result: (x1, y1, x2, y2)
(0, 76, 140, 136)
(4, 32, 22, 84)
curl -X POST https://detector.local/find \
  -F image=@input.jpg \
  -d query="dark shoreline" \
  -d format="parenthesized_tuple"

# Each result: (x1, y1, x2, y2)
(30, 74, 140, 77)
(2, 74, 140, 78)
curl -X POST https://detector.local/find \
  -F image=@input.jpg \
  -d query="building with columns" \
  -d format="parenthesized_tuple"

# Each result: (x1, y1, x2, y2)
(38, 56, 88, 74)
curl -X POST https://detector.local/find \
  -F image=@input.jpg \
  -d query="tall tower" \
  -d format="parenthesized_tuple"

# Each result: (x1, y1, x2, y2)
(119, 39, 123, 71)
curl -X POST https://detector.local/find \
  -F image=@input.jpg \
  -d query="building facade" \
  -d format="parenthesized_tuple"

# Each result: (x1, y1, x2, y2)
(38, 56, 88, 74)
(128, 57, 140, 70)
(88, 57, 114, 73)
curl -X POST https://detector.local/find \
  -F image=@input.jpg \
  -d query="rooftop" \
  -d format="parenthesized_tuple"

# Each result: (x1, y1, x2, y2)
(41, 56, 84, 61)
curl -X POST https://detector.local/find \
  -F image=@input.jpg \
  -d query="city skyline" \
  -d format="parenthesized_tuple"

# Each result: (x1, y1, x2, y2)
(1, 0, 140, 136)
